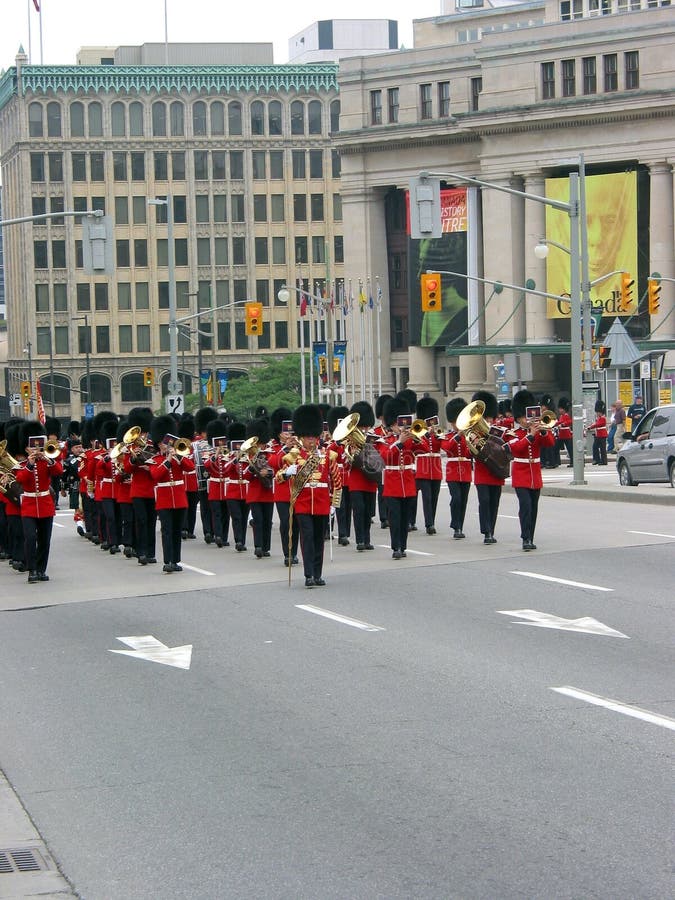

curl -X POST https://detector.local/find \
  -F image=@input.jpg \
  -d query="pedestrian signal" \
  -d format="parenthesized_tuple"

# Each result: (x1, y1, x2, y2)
(421, 272, 442, 312)
(619, 272, 634, 313)
(598, 346, 611, 369)
(647, 277, 661, 315)
(20, 381, 31, 400)
(143, 367, 154, 388)
(245, 301, 263, 336)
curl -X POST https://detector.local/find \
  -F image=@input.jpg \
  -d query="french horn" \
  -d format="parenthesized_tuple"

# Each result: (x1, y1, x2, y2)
(456, 399, 511, 480)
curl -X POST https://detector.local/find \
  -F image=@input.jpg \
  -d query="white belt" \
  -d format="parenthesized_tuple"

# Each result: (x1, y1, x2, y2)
(417, 453, 440, 458)
(446, 457, 471, 463)
(101, 477, 114, 484)
(303, 482, 328, 488)
(385, 464, 415, 471)
(208, 477, 226, 483)
(21, 490, 51, 498)
(226, 478, 247, 485)
(512, 457, 540, 464)
(157, 479, 184, 487)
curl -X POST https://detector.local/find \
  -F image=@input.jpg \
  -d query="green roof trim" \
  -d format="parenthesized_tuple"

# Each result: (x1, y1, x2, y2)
(0, 63, 338, 110)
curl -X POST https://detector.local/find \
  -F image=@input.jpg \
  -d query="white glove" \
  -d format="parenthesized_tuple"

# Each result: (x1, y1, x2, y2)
(285, 464, 298, 477)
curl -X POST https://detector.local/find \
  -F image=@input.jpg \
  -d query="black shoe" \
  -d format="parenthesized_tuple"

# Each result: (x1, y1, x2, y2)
(262, 551, 271, 557)
(109, 545, 120, 554)
(147, 557, 157, 564)
(223, 541, 230, 547)
(204, 533, 214, 544)
(484, 534, 497, 544)
(380, 521, 388, 529)
(215, 538, 223, 548)
(338, 537, 349, 546)
(426, 526, 436, 535)
(400, 551, 407, 558)
(236, 543, 246, 552)
(364, 543, 374, 550)
(163, 564, 173, 573)
(92, 538, 100, 545)
(138, 556, 148, 566)
(453, 530, 465, 539)
(181, 530, 188, 539)
(291, 556, 299, 565)
(77, 525, 86, 537)
(124, 546, 133, 558)
(27, 571, 39, 584)
(392, 550, 402, 560)
(408, 524, 417, 532)
(314, 577, 326, 586)
(171, 563, 183, 572)
(305, 577, 315, 588)
(255, 548, 263, 558)
(38, 572, 49, 581)
(14, 562, 26, 573)
(100, 543, 110, 551)
(356, 543, 365, 552)
(522, 541, 534, 551)
(284, 557, 291, 567)
(186, 533, 197, 540)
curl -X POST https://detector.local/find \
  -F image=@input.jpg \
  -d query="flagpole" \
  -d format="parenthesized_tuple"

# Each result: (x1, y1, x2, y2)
(358, 279, 366, 401)
(308, 280, 314, 404)
(38, 0, 43, 65)
(164, 0, 169, 65)
(376, 277, 383, 398)
(298, 278, 306, 404)
(27, 0, 32, 63)
(349, 279, 356, 404)
(367, 279, 375, 405)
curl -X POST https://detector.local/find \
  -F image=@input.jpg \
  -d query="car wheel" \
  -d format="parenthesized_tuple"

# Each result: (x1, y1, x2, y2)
(618, 460, 637, 487)
(669, 460, 675, 489)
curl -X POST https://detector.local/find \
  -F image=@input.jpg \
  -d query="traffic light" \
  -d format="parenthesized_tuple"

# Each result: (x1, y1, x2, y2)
(598, 346, 611, 369)
(245, 301, 263, 336)
(421, 272, 442, 312)
(619, 272, 634, 313)
(143, 367, 154, 388)
(20, 381, 31, 400)
(648, 277, 661, 315)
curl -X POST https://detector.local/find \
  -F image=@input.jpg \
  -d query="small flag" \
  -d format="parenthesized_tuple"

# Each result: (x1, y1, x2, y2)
(348, 281, 354, 312)
(32, 0, 40, 11)
(36, 381, 46, 425)
(300, 296, 307, 317)
(330, 284, 335, 311)
(358, 285, 367, 312)
(368, 290, 374, 310)
(376, 282, 383, 310)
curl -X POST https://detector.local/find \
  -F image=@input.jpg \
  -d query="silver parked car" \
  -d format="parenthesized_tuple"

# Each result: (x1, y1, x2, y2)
(616, 404, 675, 487)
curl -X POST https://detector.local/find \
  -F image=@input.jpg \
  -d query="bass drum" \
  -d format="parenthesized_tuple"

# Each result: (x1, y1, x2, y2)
(477, 434, 511, 480)
(351, 442, 384, 483)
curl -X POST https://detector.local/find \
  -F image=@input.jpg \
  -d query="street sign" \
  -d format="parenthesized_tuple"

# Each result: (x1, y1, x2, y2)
(166, 394, 184, 415)
(167, 379, 183, 394)
(84, 402, 94, 419)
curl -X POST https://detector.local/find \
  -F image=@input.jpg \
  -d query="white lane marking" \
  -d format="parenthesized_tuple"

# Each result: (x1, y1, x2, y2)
(52, 522, 65, 528)
(109, 635, 192, 669)
(510, 571, 613, 592)
(500, 514, 519, 519)
(499, 609, 628, 638)
(551, 686, 675, 732)
(296, 604, 385, 632)
(180, 563, 215, 576)
(629, 530, 675, 539)
(375, 545, 434, 557)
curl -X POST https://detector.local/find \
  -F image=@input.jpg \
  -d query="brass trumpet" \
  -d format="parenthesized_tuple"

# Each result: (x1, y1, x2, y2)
(173, 437, 192, 457)
(409, 419, 429, 442)
(112, 425, 153, 463)
(540, 412, 558, 429)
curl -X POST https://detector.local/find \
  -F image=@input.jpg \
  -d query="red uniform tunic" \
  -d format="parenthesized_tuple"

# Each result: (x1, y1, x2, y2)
(205, 451, 230, 502)
(149, 453, 194, 510)
(223, 456, 249, 502)
(95, 453, 115, 501)
(243, 449, 275, 505)
(292, 447, 340, 516)
(508, 427, 555, 490)
(123, 447, 156, 499)
(16, 456, 63, 518)
(345, 433, 380, 495)
(377, 435, 422, 498)
(440, 432, 473, 483)
(557, 412, 572, 441)
(587, 415, 608, 438)
(414, 432, 443, 480)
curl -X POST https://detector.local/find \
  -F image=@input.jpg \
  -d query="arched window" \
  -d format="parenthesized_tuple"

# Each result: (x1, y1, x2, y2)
(111, 101, 126, 136)
(308, 100, 322, 135)
(170, 101, 184, 136)
(129, 101, 144, 136)
(211, 101, 225, 136)
(330, 100, 340, 134)
(250, 100, 264, 135)
(88, 101, 103, 136)
(47, 102, 62, 137)
(228, 100, 242, 135)
(193, 101, 207, 136)
(268, 100, 282, 136)
(80, 373, 111, 404)
(39, 373, 70, 406)
(28, 102, 43, 137)
(70, 101, 85, 137)
(290, 100, 304, 135)
(152, 101, 167, 136)
(120, 372, 151, 403)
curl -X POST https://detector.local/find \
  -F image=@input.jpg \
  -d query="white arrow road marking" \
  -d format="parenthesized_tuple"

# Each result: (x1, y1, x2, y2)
(629, 530, 675, 540)
(109, 635, 192, 669)
(510, 571, 613, 592)
(552, 686, 675, 732)
(498, 609, 628, 637)
(179, 563, 215, 576)
(296, 604, 385, 632)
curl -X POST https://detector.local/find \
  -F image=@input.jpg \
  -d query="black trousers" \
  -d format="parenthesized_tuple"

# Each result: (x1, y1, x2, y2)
(561, 438, 574, 465)
(250, 501, 273, 553)
(514, 487, 541, 542)
(209, 499, 230, 542)
(351, 490, 376, 545)
(593, 437, 607, 465)
(22, 515, 53, 574)
(377, 482, 388, 525)
(417, 478, 441, 528)
(335, 485, 351, 539)
(0, 504, 7, 553)
(448, 480, 471, 531)
(297, 513, 328, 579)
(276, 500, 299, 560)
(101, 497, 118, 546)
(132, 496, 157, 559)
(475, 484, 501, 536)
(83, 493, 98, 538)
(118, 502, 134, 549)
(182, 491, 199, 535)
(387, 495, 417, 552)
(198, 488, 212, 537)
(157, 507, 183, 565)
(228, 499, 249, 547)
(8, 514, 25, 563)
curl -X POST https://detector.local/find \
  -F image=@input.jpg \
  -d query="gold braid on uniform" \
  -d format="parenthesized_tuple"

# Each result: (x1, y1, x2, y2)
(329, 449, 342, 508)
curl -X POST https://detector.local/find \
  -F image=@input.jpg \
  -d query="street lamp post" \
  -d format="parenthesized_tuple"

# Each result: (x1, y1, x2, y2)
(149, 195, 181, 396)
(23, 339, 33, 418)
(277, 285, 307, 404)
(72, 314, 92, 412)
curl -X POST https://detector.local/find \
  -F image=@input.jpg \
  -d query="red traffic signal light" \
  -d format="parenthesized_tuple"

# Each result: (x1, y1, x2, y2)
(421, 272, 442, 312)
(143, 367, 154, 387)
(245, 301, 263, 336)
(598, 346, 611, 369)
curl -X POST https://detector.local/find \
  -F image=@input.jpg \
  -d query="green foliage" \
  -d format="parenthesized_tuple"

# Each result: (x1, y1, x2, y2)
(220, 355, 305, 420)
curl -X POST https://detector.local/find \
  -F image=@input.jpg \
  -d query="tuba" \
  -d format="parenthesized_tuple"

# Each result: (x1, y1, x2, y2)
(332, 413, 365, 462)
(113, 425, 153, 463)
(456, 400, 511, 480)
(0, 439, 23, 503)
(240, 436, 273, 490)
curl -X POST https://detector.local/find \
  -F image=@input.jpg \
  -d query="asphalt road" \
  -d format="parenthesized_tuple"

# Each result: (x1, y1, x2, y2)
(0, 480, 673, 899)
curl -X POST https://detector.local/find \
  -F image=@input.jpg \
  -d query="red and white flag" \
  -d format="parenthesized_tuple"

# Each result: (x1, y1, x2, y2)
(36, 381, 46, 425)
(32, 0, 40, 11)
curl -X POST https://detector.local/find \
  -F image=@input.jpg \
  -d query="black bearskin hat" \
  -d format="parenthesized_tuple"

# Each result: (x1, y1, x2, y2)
(115, 419, 129, 443)
(382, 397, 409, 427)
(416, 396, 439, 420)
(228, 421, 246, 442)
(126, 406, 154, 434)
(540, 393, 555, 410)
(206, 419, 228, 442)
(44, 416, 61, 439)
(292, 404, 323, 438)
(100, 419, 119, 445)
(5, 421, 25, 457)
(150, 415, 176, 446)
(93, 410, 118, 442)
(445, 398, 467, 424)
(270, 407, 293, 439)
(558, 396, 570, 412)
(67, 420, 81, 438)
(350, 400, 375, 429)
(194, 406, 218, 435)
(595, 399, 606, 414)
(512, 390, 536, 420)
(178, 418, 195, 440)
(396, 389, 417, 413)
(20, 421, 47, 449)
(80, 418, 96, 449)
(246, 417, 271, 444)
(327, 405, 350, 433)
(375, 394, 393, 418)
(472, 390, 499, 420)
(254, 405, 269, 419)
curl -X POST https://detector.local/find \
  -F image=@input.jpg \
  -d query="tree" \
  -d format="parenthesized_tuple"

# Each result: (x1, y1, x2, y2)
(219, 355, 306, 420)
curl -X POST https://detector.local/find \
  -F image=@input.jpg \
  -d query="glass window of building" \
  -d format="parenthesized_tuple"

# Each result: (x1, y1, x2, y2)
(71, 152, 86, 181)
(34, 240, 48, 269)
(119, 325, 132, 352)
(253, 195, 267, 222)
(31, 153, 45, 182)
(96, 326, 110, 354)
(70, 101, 85, 137)
(274, 321, 288, 349)
(194, 150, 208, 180)
(333, 194, 342, 221)
(252, 150, 266, 180)
(439, 81, 451, 117)
(76, 284, 90, 310)
(75, 240, 83, 267)
(52, 240, 66, 268)
(233, 280, 248, 302)
(211, 101, 225, 135)
(175, 239, 189, 266)
(129, 101, 144, 136)
(291, 100, 304, 135)
(330, 99, 340, 133)
(234, 321, 247, 349)
(92, 196, 105, 214)
(232, 237, 246, 265)
(269, 150, 284, 179)
(173, 195, 187, 223)
(152, 101, 167, 136)
(48, 152, 63, 182)
(214, 238, 228, 265)
(134, 239, 148, 267)
(198, 237, 211, 265)
(309, 150, 323, 179)
(90, 152, 105, 181)
(471, 77, 482, 111)
(334, 235, 344, 264)
(295, 237, 308, 264)
(54, 327, 69, 355)
(625, 51, 639, 89)
(582, 57, 597, 94)
(111, 102, 126, 136)
(562, 59, 576, 97)
(130, 152, 144, 181)
(88, 102, 103, 136)
(308, 100, 322, 134)
(218, 321, 231, 350)
(36, 327, 51, 355)
(73, 197, 87, 213)
(170, 101, 184, 136)
(193, 101, 207, 136)
(388, 88, 399, 123)
(196, 195, 210, 223)
(121, 372, 149, 402)
(135, 282, 149, 309)
(251, 100, 265, 135)
(228, 101, 242, 135)
(604, 54, 618, 91)
(47, 102, 62, 137)
(136, 325, 151, 353)
(257, 327, 270, 350)
(231, 195, 245, 222)
(370, 90, 383, 125)
(292, 150, 306, 179)
(273, 278, 286, 305)
(118, 283, 132, 310)
(35, 284, 49, 312)
(542, 62, 555, 99)
(420, 84, 432, 119)
(154, 151, 168, 180)
(53, 284, 67, 312)
(293, 194, 307, 222)
(77, 325, 91, 354)
(29, 102, 43, 137)
(113, 152, 127, 181)
(255, 279, 269, 305)
(116, 239, 130, 267)
(331, 150, 340, 178)
(230, 150, 244, 179)
(50, 196, 64, 225)
(172, 151, 185, 180)
(132, 196, 147, 224)
(213, 151, 226, 180)
(32, 196, 46, 217)
(271, 195, 285, 222)
(311, 194, 324, 221)
(214, 195, 227, 222)
(312, 236, 325, 264)
(272, 236, 286, 265)
(94, 283, 108, 310)
(269, 100, 282, 135)
(255, 237, 268, 265)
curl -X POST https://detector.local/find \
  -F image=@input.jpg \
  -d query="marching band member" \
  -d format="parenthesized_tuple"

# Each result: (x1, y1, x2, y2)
(557, 397, 574, 467)
(112, 419, 135, 557)
(471, 390, 504, 545)
(122, 407, 157, 566)
(508, 389, 556, 551)
(193, 407, 218, 544)
(204, 418, 231, 548)
(2, 421, 26, 572)
(178, 417, 199, 540)
(414, 396, 443, 535)
(397, 389, 419, 531)
(243, 418, 275, 559)
(148, 415, 194, 573)
(587, 400, 608, 466)
(15, 421, 63, 583)
(373, 394, 393, 530)
(346, 400, 379, 552)
(376, 397, 424, 560)
(224, 422, 250, 553)
(96, 419, 121, 553)
(440, 398, 472, 540)
(326, 405, 351, 547)
(268, 408, 299, 566)
(540, 394, 560, 468)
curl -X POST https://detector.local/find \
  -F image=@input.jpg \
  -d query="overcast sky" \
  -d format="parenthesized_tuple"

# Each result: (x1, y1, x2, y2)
(1, 0, 439, 69)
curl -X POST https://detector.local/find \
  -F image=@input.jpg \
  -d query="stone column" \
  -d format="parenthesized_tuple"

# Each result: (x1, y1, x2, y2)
(648, 162, 675, 340)
(523, 173, 555, 344)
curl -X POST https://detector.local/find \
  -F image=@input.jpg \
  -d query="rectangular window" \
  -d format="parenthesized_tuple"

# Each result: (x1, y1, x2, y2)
(292, 150, 306, 179)
(212, 150, 226, 180)
(269, 150, 284, 179)
(36, 327, 51, 356)
(118, 283, 132, 310)
(54, 326, 69, 355)
(271, 194, 285, 222)
(252, 151, 266, 180)
(293, 194, 307, 222)
(257, 327, 270, 350)
(254, 194, 267, 222)
(272, 236, 286, 265)
(334, 235, 344, 264)
(78, 326, 91, 355)
(274, 321, 288, 349)
(48, 152, 63, 182)
(370, 90, 382, 125)
(217, 321, 231, 350)
(136, 325, 151, 353)
(172, 151, 185, 180)
(471, 77, 482, 111)
(438, 81, 451, 117)
(128, 196, 144, 225)
(230, 150, 244, 180)
(134, 239, 148, 267)
(54, 283, 67, 312)
(119, 325, 132, 353)
(94, 283, 108, 311)
(273, 279, 286, 306)
(215, 280, 229, 306)
(197, 237, 211, 265)
(154, 151, 168, 180)
(311, 194, 324, 221)
(333, 194, 342, 221)
(116, 239, 130, 267)
(255, 237, 268, 265)
(130, 152, 145, 180)
(30, 152, 45, 182)
(90, 152, 104, 181)
(32, 196, 46, 217)
(604, 54, 618, 92)
(92, 196, 106, 214)
(420, 83, 433, 119)
(71, 152, 86, 182)
(312, 236, 326, 264)
(135, 282, 149, 310)
(51, 240, 66, 268)
(50, 196, 65, 225)
(232, 237, 246, 265)
(214, 237, 228, 265)
(295, 236, 308, 265)
(35, 284, 50, 312)
(75, 240, 83, 268)
(213, 195, 227, 223)
(625, 51, 639, 89)
(115, 196, 129, 224)
(255, 279, 270, 305)
(175, 238, 188, 267)
(76, 283, 90, 311)
(562, 59, 576, 97)
(582, 57, 597, 95)
(233, 280, 248, 302)
(113, 152, 127, 181)
(309, 150, 323, 179)
(234, 321, 247, 350)
(388, 87, 399, 123)
(331, 150, 341, 178)
(196, 195, 210, 223)
(159, 324, 170, 352)
(542, 62, 556, 99)
(96, 325, 110, 354)
(231, 195, 245, 222)
(34, 240, 48, 269)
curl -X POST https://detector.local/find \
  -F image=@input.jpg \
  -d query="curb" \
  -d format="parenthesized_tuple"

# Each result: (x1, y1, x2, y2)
(502, 483, 675, 506)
